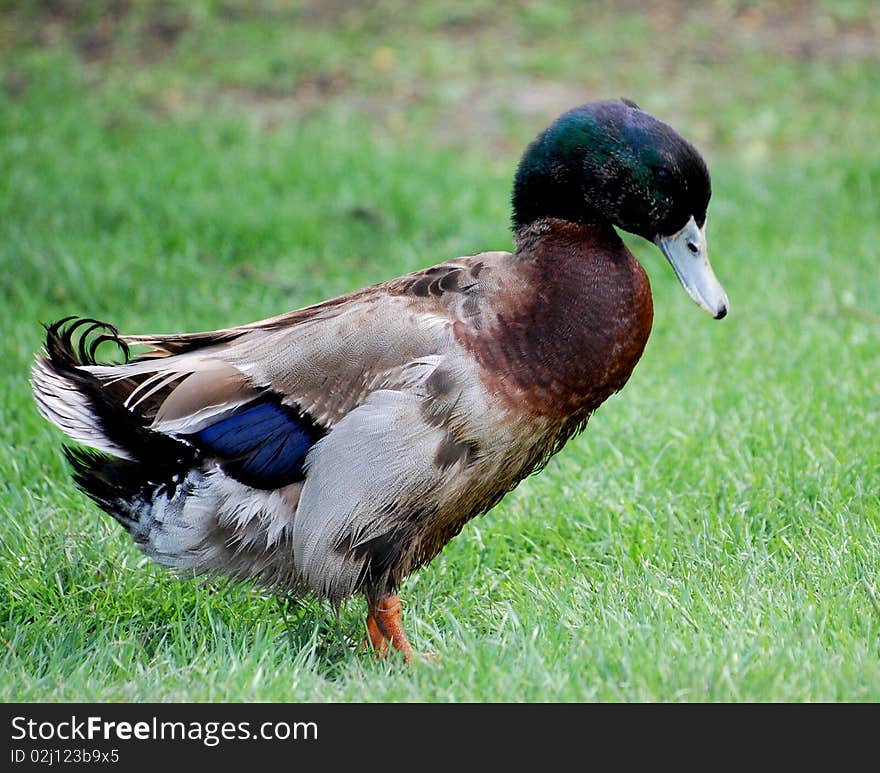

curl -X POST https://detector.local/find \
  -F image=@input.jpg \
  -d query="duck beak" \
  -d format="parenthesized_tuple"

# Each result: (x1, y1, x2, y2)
(655, 216, 729, 319)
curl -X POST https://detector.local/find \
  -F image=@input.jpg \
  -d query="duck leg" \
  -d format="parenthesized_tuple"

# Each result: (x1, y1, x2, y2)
(366, 594, 414, 663)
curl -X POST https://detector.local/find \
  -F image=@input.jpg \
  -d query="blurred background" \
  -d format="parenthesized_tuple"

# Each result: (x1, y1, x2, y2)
(4, 2, 878, 151)
(1, 0, 878, 327)
(1, 1, 878, 318)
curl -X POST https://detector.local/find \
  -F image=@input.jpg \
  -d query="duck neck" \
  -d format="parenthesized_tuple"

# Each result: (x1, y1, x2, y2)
(512, 215, 614, 253)
(500, 218, 654, 418)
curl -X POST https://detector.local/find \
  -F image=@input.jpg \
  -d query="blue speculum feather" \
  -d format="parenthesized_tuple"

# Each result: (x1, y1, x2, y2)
(192, 399, 321, 488)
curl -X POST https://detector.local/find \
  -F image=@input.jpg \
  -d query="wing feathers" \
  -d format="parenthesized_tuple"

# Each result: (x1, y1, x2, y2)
(190, 398, 324, 489)
(151, 363, 260, 433)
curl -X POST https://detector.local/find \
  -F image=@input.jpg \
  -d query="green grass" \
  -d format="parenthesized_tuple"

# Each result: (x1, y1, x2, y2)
(1, 1, 878, 701)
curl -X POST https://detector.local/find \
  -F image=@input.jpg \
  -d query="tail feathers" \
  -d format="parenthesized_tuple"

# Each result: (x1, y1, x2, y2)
(34, 318, 307, 594)
(32, 317, 194, 464)
(32, 354, 132, 458)
(44, 315, 131, 370)
(64, 447, 152, 536)
(65, 446, 214, 561)
(64, 446, 201, 551)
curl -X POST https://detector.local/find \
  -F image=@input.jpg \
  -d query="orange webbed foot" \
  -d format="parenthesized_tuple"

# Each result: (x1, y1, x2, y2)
(365, 595, 439, 665)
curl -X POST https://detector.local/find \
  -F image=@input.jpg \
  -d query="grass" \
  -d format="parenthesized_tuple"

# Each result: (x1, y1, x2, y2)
(1, 0, 878, 701)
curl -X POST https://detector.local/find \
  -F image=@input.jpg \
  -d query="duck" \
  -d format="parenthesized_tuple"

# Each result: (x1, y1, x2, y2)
(31, 99, 728, 662)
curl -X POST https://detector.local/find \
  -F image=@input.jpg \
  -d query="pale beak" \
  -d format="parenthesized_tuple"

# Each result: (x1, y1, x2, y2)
(655, 216, 729, 319)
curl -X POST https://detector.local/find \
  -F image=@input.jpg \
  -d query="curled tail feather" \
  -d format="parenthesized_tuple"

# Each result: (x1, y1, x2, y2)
(31, 317, 192, 462)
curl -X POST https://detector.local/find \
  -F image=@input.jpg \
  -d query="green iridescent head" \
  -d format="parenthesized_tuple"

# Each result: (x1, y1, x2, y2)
(512, 99, 711, 240)
(513, 100, 728, 318)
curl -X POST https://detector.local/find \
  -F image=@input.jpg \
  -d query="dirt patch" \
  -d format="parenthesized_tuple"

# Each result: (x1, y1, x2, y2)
(6, 0, 189, 64)
(703, 1, 879, 62)
(11, 0, 879, 66)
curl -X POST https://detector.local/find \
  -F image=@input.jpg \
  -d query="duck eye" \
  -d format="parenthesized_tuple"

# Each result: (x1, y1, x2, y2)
(687, 241, 699, 254)
(655, 168, 669, 179)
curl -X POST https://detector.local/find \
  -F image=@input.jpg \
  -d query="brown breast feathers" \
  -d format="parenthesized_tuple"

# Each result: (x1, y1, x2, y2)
(462, 218, 654, 424)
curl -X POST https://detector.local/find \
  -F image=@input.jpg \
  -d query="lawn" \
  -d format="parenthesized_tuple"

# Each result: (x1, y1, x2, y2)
(0, 0, 878, 701)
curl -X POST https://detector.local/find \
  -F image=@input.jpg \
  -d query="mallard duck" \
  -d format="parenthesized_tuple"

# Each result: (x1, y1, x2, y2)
(32, 100, 727, 661)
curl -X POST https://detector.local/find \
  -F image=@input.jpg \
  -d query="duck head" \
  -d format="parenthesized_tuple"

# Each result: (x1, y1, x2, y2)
(512, 100, 728, 319)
